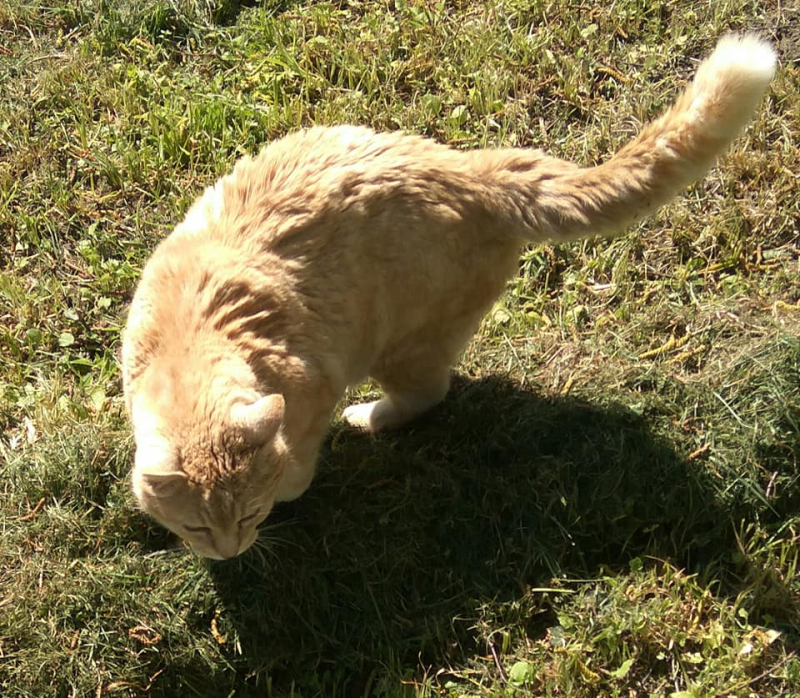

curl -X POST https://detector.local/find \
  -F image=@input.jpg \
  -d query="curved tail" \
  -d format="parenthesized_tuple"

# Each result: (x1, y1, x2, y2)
(477, 34, 777, 242)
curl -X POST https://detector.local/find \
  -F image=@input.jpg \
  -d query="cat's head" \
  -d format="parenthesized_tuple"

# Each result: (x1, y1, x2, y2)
(130, 392, 287, 559)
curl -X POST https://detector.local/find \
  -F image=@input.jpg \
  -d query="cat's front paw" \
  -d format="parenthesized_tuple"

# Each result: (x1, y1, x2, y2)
(342, 399, 404, 433)
(342, 401, 381, 432)
(275, 463, 315, 501)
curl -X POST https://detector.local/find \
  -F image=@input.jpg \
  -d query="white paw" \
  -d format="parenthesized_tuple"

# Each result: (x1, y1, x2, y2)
(342, 401, 381, 432)
(275, 464, 315, 502)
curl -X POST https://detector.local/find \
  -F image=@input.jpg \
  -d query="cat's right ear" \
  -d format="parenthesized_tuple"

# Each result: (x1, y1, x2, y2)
(133, 468, 188, 501)
(132, 442, 186, 502)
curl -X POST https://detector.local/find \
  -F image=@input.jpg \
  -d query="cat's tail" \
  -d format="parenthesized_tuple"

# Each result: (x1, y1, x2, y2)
(479, 34, 776, 242)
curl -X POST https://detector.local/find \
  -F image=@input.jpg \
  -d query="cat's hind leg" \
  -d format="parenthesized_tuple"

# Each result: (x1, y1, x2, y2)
(342, 362, 451, 433)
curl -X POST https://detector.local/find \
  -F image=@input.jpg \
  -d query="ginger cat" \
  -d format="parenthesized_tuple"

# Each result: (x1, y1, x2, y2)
(122, 35, 775, 559)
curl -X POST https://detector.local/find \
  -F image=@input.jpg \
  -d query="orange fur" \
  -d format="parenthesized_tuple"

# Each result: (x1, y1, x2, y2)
(122, 35, 775, 559)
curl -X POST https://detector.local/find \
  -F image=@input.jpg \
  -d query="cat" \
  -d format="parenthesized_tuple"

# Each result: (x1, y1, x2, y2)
(122, 35, 776, 559)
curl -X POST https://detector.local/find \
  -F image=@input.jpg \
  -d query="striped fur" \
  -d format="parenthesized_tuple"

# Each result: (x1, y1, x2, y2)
(122, 35, 775, 559)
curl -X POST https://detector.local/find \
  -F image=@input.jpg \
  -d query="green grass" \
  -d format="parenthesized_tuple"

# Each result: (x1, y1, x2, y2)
(1, 0, 799, 695)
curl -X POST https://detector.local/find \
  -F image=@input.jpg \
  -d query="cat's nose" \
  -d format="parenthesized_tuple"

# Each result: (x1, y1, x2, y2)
(216, 538, 241, 560)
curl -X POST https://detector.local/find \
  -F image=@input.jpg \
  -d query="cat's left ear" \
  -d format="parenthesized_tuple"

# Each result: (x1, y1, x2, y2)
(230, 394, 285, 444)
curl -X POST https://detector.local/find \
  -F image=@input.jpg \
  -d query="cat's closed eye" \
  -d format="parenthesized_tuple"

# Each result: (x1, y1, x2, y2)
(184, 524, 212, 534)
(238, 512, 259, 527)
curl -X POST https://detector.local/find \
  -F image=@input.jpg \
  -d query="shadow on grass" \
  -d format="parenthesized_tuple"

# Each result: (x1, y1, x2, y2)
(205, 375, 760, 691)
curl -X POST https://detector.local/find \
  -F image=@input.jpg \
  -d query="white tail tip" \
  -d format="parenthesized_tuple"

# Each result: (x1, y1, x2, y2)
(704, 33, 777, 87)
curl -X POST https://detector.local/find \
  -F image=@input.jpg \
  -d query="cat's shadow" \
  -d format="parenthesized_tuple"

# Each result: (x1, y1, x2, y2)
(206, 375, 738, 687)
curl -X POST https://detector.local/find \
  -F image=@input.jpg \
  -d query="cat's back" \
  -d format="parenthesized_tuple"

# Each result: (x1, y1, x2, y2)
(176, 125, 466, 249)
(244, 125, 450, 195)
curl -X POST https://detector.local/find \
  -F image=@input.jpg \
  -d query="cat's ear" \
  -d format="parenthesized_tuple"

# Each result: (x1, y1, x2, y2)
(230, 394, 285, 444)
(134, 469, 188, 500)
(132, 441, 186, 501)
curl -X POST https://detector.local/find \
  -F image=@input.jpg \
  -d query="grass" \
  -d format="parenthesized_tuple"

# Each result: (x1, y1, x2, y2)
(1, 0, 799, 695)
